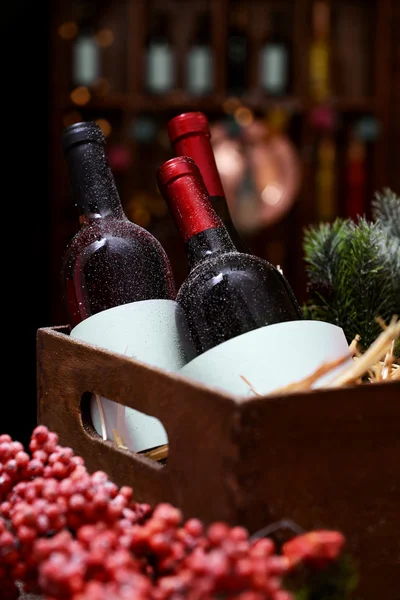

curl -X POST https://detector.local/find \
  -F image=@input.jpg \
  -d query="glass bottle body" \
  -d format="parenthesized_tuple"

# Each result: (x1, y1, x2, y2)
(177, 228, 303, 360)
(61, 122, 176, 327)
(62, 214, 176, 327)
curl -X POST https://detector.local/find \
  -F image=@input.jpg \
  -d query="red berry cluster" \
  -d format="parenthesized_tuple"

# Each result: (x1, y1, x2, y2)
(0, 426, 348, 600)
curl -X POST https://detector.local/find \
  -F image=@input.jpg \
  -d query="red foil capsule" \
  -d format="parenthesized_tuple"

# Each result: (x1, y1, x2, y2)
(156, 156, 222, 242)
(167, 112, 225, 199)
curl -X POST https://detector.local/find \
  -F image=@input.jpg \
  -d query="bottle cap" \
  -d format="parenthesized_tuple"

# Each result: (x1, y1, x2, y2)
(62, 121, 105, 153)
(156, 156, 200, 189)
(157, 156, 222, 241)
(167, 112, 210, 144)
(167, 112, 225, 199)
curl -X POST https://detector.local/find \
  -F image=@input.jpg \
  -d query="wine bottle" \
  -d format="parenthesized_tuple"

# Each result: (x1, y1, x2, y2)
(186, 12, 213, 96)
(309, 0, 331, 101)
(167, 111, 249, 253)
(145, 11, 175, 95)
(259, 10, 290, 96)
(226, 3, 249, 96)
(156, 156, 303, 360)
(72, 4, 100, 87)
(61, 121, 181, 458)
(61, 121, 176, 327)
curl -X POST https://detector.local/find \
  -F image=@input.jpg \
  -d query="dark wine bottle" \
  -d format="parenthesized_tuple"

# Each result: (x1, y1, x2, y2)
(259, 10, 290, 96)
(186, 12, 213, 96)
(61, 121, 176, 327)
(157, 156, 303, 360)
(145, 11, 175, 95)
(167, 111, 249, 253)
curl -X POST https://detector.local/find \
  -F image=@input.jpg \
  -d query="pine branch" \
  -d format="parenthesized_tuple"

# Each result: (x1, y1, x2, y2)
(285, 556, 358, 600)
(343, 218, 399, 347)
(303, 214, 400, 354)
(302, 219, 353, 329)
(372, 188, 400, 240)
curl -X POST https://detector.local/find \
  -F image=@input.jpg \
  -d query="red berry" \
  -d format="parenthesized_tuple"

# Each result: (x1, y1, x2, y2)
(153, 503, 183, 527)
(207, 522, 230, 546)
(184, 518, 204, 538)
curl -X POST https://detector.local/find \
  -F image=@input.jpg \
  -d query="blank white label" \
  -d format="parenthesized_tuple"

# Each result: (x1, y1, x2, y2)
(187, 46, 213, 95)
(260, 44, 288, 94)
(146, 44, 174, 93)
(73, 35, 100, 86)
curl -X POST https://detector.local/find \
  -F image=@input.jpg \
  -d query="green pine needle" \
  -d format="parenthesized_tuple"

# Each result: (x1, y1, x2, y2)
(372, 188, 400, 240)
(303, 190, 400, 354)
(285, 555, 359, 600)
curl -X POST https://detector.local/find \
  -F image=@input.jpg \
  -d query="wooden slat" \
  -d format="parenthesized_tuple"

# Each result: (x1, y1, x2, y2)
(373, 0, 393, 197)
(211, 0, 229, 95)
(126, 0, 146, 94)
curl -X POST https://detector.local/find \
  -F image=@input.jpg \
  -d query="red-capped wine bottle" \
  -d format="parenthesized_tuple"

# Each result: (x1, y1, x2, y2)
(157, 156, 302, 360)
(61, 121, 176, 327)
(167, 111, 249, 253)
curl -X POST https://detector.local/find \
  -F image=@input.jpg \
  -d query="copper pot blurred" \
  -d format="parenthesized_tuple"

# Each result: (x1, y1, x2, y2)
(211, 118, 302, 234)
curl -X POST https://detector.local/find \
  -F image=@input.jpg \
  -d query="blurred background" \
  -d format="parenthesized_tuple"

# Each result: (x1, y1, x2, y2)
(47, 0, 399, 322)
(2, 0, 399, 441)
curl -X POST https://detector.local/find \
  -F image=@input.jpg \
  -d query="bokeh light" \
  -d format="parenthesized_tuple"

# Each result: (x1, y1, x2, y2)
(96, 118, 112, 138)
(96, 29, 114, 48)
(63, 111, 83, 127)
(58, 22, 78, 40)
(70, 86, 91, 106)
(234, 106, 254, 127)
(223, 97, 242, 114)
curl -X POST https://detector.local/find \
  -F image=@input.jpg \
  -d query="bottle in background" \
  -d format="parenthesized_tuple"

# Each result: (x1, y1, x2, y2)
(167, 111, 249, 253)
(157, 156, 303, 361)
(186, 12, 213, 96)
(61, 121, 176, 327)
(72, 4, 100, 87)
(309, 0, 331, 101)
(259, 10, 290, 97)
(226, 2, 249, 96)
(145, 11, 175, 95)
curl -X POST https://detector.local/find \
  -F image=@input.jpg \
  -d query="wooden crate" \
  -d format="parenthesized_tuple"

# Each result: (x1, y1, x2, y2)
(36, 325, 400, 600)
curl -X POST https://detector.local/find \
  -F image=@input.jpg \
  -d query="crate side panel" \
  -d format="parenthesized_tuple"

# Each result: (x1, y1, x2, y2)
(36, 327, 240, 524)
(239, 382, 400, 599)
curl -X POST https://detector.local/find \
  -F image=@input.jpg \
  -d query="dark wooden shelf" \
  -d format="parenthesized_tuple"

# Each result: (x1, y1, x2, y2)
(64, 92, 227, 113)
(64, 92, 377, 115)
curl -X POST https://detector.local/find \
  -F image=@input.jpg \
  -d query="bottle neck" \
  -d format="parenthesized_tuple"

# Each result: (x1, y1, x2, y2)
(171, 131, 251, 250)
(157, 156, 240, 264)
(193, 15, 211, 45)
(65, 141, 125, 222)
(171, 132, 225, 200)
(186, 227, 236, 269)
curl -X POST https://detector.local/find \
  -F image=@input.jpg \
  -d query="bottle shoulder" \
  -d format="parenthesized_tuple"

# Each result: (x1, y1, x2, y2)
(177, 251, 292, 301)
(179, 250, 301, 309)
(183, 251, 281, 283)
(61, 218, 176, 292)
(63, 218, 167, 255)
